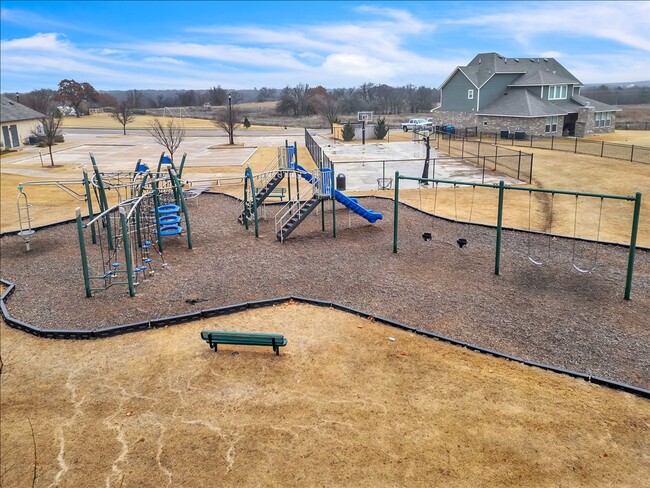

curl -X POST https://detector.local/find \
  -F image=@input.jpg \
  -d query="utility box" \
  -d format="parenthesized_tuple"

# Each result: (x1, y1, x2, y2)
(500, 130, 510, 139)
(336, 173, 346, 191)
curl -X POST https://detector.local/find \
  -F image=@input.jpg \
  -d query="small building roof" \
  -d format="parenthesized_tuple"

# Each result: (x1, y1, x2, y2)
(0, 96, 45, 123)
(570, 94, 621, 112)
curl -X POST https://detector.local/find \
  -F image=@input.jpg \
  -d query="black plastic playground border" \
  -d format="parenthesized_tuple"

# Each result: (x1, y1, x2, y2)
(0, 277, 648, 400)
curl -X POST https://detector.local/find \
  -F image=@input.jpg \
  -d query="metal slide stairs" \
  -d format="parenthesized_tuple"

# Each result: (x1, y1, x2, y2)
(238, 171, 285, 225)
(275, 194, 322, 242)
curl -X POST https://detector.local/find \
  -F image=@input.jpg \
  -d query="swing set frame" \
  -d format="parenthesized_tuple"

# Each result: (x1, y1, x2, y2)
(393, 173, 643, 300)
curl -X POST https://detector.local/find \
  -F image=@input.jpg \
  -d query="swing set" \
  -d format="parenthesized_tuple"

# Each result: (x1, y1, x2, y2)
(393, 172, 643, 300)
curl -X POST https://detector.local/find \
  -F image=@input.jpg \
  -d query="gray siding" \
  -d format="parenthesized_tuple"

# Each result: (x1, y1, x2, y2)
(526, 86, 544, 97)
(479, 73, 521, 110)
(440, 71, 477, 112)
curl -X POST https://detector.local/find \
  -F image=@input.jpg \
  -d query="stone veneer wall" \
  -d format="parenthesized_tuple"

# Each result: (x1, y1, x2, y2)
(431, 110, 615, 137)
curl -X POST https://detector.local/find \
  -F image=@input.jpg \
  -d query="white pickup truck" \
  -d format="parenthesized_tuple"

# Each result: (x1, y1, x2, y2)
(401, 118, 433, 132)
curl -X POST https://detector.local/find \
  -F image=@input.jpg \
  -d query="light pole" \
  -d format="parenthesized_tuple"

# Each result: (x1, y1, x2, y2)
(228, 92, 234, 145)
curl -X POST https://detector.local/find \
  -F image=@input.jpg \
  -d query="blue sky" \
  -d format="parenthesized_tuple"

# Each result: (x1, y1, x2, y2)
(1, 1, 649, 92)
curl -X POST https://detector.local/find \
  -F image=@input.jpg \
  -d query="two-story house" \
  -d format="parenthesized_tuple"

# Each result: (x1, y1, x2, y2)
(431, 53, 619, 137)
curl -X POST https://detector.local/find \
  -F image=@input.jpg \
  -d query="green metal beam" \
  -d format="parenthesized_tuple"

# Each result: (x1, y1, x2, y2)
(624, 192, 642, 300)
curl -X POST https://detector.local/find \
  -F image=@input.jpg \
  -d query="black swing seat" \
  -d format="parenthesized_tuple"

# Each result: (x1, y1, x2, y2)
(201, 330, 288, 355)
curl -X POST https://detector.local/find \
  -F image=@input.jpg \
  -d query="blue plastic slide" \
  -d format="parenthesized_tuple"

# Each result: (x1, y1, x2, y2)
(294, 164, 383, 224)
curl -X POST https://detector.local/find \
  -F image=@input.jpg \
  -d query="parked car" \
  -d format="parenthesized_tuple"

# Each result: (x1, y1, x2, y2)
(401, 118, 433, 132)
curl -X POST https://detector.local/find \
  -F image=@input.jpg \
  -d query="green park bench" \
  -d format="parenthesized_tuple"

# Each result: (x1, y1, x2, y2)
(267, 188, 286, 201)
(201, 330, 288, 355)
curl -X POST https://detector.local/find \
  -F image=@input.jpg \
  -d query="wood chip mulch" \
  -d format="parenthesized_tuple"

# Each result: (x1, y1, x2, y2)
(1, 194, 648, 389)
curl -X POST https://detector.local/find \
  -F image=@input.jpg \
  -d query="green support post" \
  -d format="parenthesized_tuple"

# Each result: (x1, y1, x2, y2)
(393, 171, 400, 253)
(624, 192, 642, 300)
(177, 153, 187, 179)
(494, 180, 505, 275)
(119, 208, 136, 297)
(76, 208, 92, 298)
(245, 167, 259, 237)
(243, 174, 249, 230)
(82, 171, 96, 244)
(294, 141, 298, 166)
(90, 154, 113, 250)
(156, 152, 166, 173)
(169, 168, 193, 249)
(331, 163, 336, 238)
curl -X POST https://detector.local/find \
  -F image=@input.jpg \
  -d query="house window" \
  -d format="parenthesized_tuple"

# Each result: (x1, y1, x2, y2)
(605, 112, 611, 127)
(545, 116, 558, 133)
(482, 117, 488, 126)
(468, 89, 474, 100)
(548, 85, 567, 100)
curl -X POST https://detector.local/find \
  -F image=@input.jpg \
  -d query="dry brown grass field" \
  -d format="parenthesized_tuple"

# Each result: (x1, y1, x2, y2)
(2, 303, 648, 487)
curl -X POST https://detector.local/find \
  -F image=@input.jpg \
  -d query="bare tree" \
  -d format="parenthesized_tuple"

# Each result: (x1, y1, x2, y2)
(33, 113, 64, 166)
(147, 118, 186, 161)
(313, 93, 341, 133)
(21, 89, 56, 115)
(125, 89, 143, 108)
(110, 101, 135, 135)
(212, 106, 242, 145)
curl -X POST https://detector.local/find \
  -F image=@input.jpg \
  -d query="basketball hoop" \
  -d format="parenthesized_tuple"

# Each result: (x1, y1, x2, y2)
(357, 111, 373, 123)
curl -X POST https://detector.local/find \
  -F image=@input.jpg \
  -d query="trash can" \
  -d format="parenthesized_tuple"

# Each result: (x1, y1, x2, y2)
(500, 130, 510, 139)
(514, 131, 526, 140)
(336, 173, 346, 191)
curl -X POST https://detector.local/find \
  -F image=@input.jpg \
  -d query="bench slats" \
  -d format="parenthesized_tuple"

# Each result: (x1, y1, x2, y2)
(200, 330, 287, 355)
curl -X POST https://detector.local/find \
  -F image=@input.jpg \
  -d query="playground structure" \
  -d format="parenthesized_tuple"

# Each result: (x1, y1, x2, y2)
(75, 153, 192, 297)
(14, 152, 193, 297)
(392, 173, 643, 300)
(238, 142, 383, 242)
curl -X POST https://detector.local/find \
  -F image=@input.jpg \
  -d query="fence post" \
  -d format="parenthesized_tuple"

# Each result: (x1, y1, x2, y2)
(494, 132, 497, 145)
(529, 153, 534, 183)
(575, 137, 578, 153)
(495, 145, 498, 173)
(625, 192, 642, 300)
(517, 151, 522, 180)
(530, 134, 533, 148)
(601, 141, 605, 158)
(495, 180, 505, 276)
(462, 137, 465, 158)
(630, 145, 635, 162)
(393, 172, 400, 253)
(551, 135, 554, 150)
(482, 157, 486, 183)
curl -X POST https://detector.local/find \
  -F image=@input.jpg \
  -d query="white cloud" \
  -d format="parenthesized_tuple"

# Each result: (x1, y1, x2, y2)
(1, 32, 68, 51)
(143, 56, 187, 66)
(445, 1, 650, 52)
